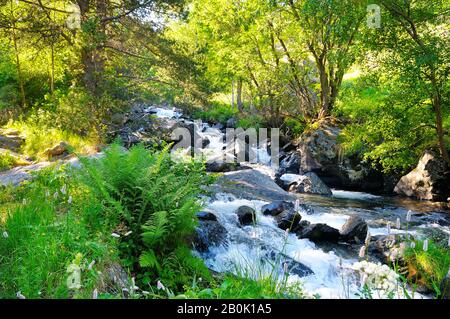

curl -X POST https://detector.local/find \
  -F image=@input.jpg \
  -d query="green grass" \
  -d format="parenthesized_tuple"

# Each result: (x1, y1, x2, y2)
(3, 120, 98, 161)
(403, 239, 450, 298)
(0, 152, 17, 171)
(193, 101, 238, 125)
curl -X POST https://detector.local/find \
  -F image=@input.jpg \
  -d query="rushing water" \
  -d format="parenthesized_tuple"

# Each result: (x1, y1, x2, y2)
(147, 105, 449, 299)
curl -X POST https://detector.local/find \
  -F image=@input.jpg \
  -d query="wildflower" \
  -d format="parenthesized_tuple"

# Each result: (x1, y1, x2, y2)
(157, 280, 166, 291)
(447, 268, 450, 278)
(124, 231, 133, 237)
(396, 218, 401, 230)
(294, 199, 300, 212)
(142, 291, 150, 295)
(406, 210, 412, 222)
(410, 242, 416, 249)
(284, 228, 289, 239)
(448, 236, 450, 247)
(16, 291, 26, 299)
(111, 233, 121, 238)
(92, 289, 98, 299)
(60, 184, 67, 195)
(131, 277, 139, 291)
(283, 262, 289, 273)
(360, 273, 368, 287)
(68, 196, 73, 204)
(358, 246, 366, 259)
(45, 190, 50, 197)
(2, 231, 8, 239)
(387, 223, 391, 235)
(423, 239, 429, 252)
(53, 191, 58, 199)
(22, 198, 27, 205)
(364, 232, 371, 247)
(87, 260, 96, 271)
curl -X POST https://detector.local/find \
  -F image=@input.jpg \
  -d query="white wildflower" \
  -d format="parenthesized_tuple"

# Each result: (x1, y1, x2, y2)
(87, 260, 96, 271)
(16, 291, 26, 299)
(396, 218, 401, 230)
(157, 280, 165, 291)
(142, 291, 150, 295)
(358, 246, 366, 258)
(131, 277, 139, 291)
(60, 184, 67, 195)
(124, 231, 133, 237)
(284, 228, 289, 239)
(111, 233, 121, 238)
(410, 242, 416, 249)
(406, 210, 412, 222)
(448, 236, 450, 247)
(53, 191, 59, 199)
(364, 232, 371, 247)
(45, 190, 50, 197)
(283, 262, 289, 273)
(2, 231, 8, 239)
(294, 199, 300, 212)
(68, 196, 73, 204)
(423, 239, 429, 252)
(387, 223, 391, 235)
(92, 289, 98, 299)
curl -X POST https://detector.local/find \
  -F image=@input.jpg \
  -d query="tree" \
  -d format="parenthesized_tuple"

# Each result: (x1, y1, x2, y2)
(287, 0, 368, 118)
(378, 0, 449, 163)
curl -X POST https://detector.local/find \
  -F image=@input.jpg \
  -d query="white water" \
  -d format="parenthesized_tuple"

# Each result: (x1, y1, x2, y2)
(150, 105, 443, 299)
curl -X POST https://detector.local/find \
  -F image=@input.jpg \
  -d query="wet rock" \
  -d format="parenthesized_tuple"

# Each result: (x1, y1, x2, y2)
(297, 223, 340, 243)
(367, 235, 409, 264)
(295, 121, 387, 193)
(226, 117, 237, 128)
(261, 200, 294, 216)
(394, 150, 450, 202)
(194, 217, 228, 253)
(275, 209, 301, 231)
(98, 263, 130, 294)
(293, 220, 311, 233)
(340, 215, 368, 243)
(281, 172, 332, 195)
(202, 137, 210, 148)
(196, 211, 218, 221)
(264, 249, 314, 278)
(235, 206, 256, 225)
(43, 141, 70, 158)
(205, 161, 240, 173)
(211, 169, 295, 202)
(277, 152, 301, 175)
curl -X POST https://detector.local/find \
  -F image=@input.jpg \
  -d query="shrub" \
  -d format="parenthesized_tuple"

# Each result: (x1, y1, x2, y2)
(403, 239, 450, 298)
(76, 143, 214, 291)
(193, 101, 238, 125)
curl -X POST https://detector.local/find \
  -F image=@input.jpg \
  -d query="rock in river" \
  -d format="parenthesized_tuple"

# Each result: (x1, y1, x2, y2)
(339, 215, 368, 244)
(235, 205, 256, 226)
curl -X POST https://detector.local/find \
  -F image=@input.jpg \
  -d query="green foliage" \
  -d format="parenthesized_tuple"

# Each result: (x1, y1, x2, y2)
(0, 152, 16, 171)
(0, 166, 118, 298)
(404, 239, 450, 297)
(76, 143, 214, 290)
(193, 101, 238, 125)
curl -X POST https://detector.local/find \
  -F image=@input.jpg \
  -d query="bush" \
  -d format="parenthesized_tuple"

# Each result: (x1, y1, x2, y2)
(76, 143, 214, 291)
(193, 101, 238, 125)
(404, 239, 450, 297)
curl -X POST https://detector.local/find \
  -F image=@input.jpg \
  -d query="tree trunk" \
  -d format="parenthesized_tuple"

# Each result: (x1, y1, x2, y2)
(431, 75, 450, 164)
(50, 41, 55, 94)
(10, 0, 26, 107)
(231, 79, 235, 109)
(236, 78, 243, 112)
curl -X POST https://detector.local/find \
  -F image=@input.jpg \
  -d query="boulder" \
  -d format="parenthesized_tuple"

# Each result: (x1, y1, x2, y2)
(280, 172, 332, 195)
(43, 142, 70, 158)
(297, 223, 340, 243)
(295, 121, 387, 193)
(277, 152, 301, 175)
(367, 235, 408, 264)
(226, 117, 237, 128)
(196, 211, 218, 221)
(0, 130, 24, 152)
(235, 206, 256, 226)
(205, 161, 240, 173)
(261, 200, 294, 216)
(211, 169, 295, 202)
(394, 150, 450, 202)
(275, 209, 301, 231)
(194, 214, 228, 253)
(339, 215, 368, 243)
